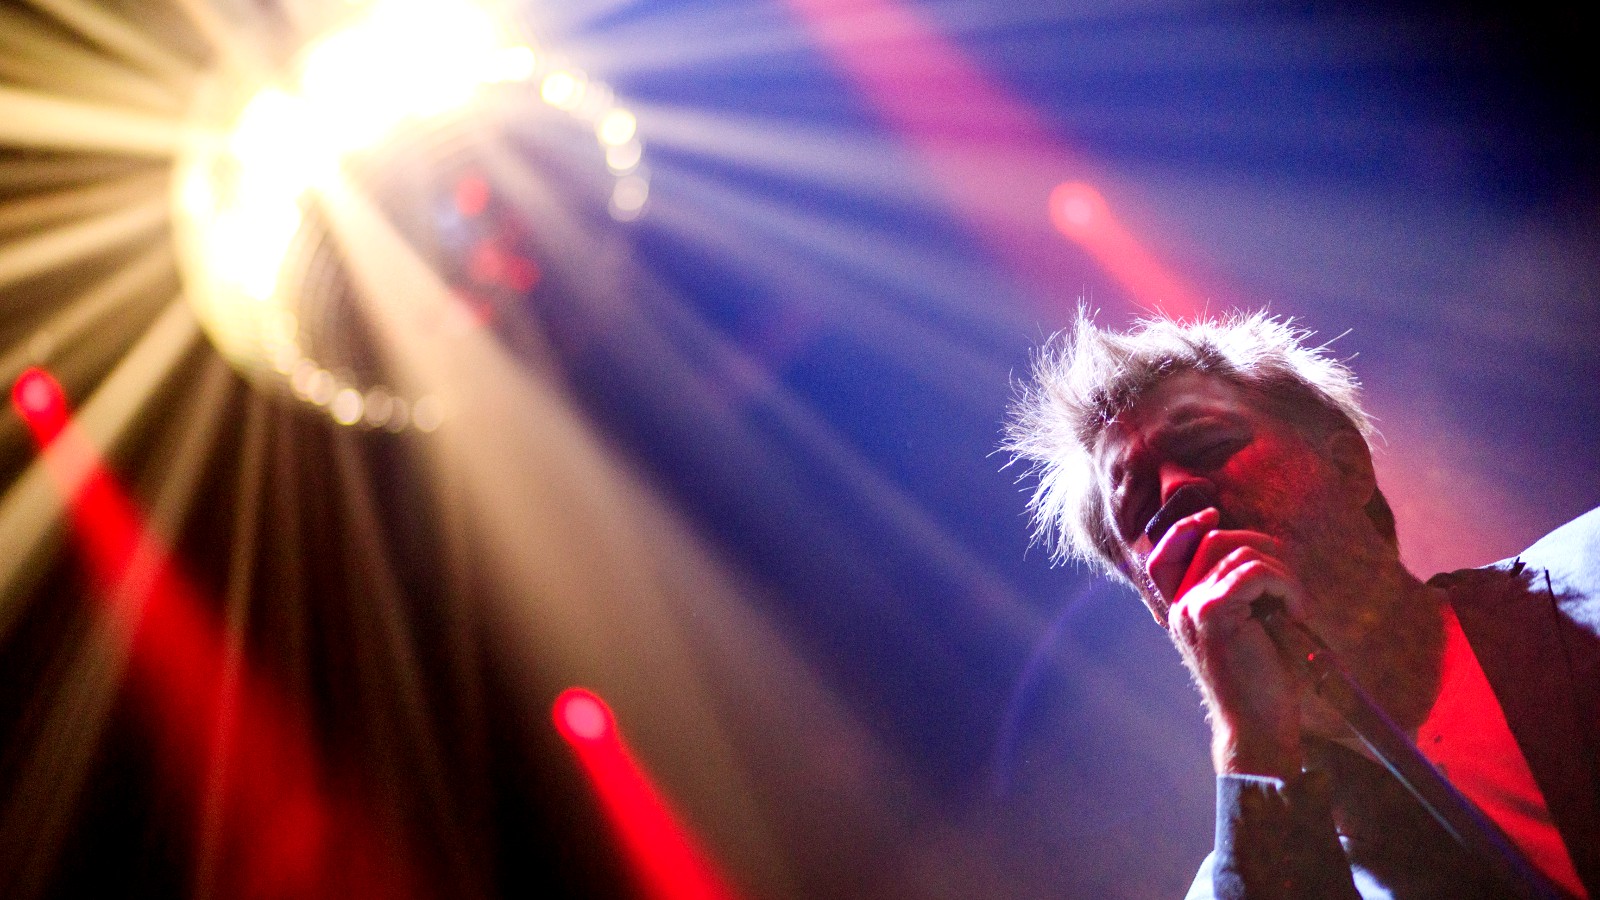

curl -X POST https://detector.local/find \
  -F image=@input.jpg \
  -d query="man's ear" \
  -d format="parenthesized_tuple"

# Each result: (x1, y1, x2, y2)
(1325, 427, 1377, 506)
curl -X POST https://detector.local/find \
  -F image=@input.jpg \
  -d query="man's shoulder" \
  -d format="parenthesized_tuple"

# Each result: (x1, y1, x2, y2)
(1519, 506, 1600, 586)
(1430, 506, 1600, 619)
(1478, 505, 1600, 626)
(1501, 506, 1600, 622)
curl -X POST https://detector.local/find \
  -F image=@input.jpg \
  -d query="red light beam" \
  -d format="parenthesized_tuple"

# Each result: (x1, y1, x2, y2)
(1047, 182, 1202, 318)
(779, 0, 1205, 318)
(11, 367, 415, 900)
(554, 688, 739, 900)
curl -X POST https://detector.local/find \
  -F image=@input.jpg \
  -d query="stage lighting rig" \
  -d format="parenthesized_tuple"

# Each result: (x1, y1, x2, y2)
(172, 0, 649, 432)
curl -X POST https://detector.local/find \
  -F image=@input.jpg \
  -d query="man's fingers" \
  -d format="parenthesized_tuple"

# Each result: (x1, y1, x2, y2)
(1149, 519, 1285, 610)
(1146, 507, 1219, 601)
(1168, 548, 1303, 641)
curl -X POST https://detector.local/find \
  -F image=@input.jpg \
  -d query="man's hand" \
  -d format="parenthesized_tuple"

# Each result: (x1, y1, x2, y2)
(1147, 506, 1309, 779)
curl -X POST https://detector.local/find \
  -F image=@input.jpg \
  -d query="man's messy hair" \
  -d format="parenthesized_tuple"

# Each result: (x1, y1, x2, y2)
(1003, 307, 1382, 580)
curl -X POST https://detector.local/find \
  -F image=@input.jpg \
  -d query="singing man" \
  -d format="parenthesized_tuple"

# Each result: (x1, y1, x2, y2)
(1004, 311, 1598, 898)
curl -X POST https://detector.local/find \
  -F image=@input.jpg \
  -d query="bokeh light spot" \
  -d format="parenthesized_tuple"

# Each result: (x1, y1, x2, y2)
(598, 108, 638, 147)
(540, 70, 583, 110)
(411, 395, 445, 433)
(330, 388, 364, 425)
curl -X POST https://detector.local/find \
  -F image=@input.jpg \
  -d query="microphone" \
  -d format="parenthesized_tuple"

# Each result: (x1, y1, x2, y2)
(1141, 485, 1562, 900)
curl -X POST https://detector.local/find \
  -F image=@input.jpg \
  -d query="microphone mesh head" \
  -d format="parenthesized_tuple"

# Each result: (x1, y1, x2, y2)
(1143, 484, 1219, 544)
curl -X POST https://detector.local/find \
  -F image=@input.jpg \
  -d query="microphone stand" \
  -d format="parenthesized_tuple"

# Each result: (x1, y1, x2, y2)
(1252, 599, 1564, 900)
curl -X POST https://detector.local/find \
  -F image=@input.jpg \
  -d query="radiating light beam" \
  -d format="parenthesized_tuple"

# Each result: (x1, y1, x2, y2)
(0, 348, 240, 900)
(0, 197, 167, 291)
(18, 0, 198, 88)
(0, 85, 185, 157)
(1047, 181, 1202, 317)
(0, 7, 185, 114)
(315, 167, 821, 896)
(193, 389, 268, 900)
(0, 171, 168, 235)
(1, 296, 198, 644)
(0, 153, 156, 195)
(322, 426, 495, 896)
(554, 688, 740, 900)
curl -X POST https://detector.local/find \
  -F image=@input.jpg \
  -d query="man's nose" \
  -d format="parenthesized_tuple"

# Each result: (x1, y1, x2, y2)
(1157, 462, 1213, 507)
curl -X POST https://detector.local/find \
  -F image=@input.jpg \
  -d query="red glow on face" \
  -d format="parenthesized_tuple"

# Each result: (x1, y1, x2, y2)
(555, 688, 739, 900)
(554, 688, 613, 742)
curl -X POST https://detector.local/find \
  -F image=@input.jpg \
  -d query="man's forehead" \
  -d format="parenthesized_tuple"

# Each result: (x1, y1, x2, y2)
(1094, 372, 1253, 463)
(1123, 370, 1249, 421)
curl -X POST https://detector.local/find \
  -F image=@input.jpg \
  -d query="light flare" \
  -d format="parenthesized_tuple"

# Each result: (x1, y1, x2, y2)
(555, 687, 614, 743)
(295, 0, 504, 153)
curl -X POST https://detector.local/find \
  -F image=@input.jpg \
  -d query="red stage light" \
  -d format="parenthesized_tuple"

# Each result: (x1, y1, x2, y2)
(554, 687, 613, 743)
(553, 687, 739, 900)
(11, 367, 416, 899)
(1049, 182, 1106, 236)
(11, 366, 68, 439)
(780, 0, 1207, 317)
(12, 367, 61, 414)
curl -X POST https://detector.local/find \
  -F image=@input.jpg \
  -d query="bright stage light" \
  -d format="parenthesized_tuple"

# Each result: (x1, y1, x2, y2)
(362, 387, 396, 428)
(540, 70, 583, 110)
(606, 140, 643, 174)
(172, 0, 652, 433)
(330, 387, 364, 425)
(485, 46, 538, 83)
(296, 0, 504, 153)
(612, 174, 650, 221)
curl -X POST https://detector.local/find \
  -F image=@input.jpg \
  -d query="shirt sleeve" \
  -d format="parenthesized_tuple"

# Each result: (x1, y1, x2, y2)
(1209, 771, 1363, 900)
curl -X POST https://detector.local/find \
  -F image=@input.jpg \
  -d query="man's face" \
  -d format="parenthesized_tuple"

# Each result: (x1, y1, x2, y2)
(1092, 370, 1353, 624)
(1091, 370, 1446, 737)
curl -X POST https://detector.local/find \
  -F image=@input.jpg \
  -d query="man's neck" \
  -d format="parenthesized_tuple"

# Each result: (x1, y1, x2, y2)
(1303, 546, 1449, 744)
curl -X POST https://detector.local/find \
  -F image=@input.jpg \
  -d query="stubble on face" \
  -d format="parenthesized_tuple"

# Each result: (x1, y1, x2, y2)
(1233, 443, 1445, 738)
